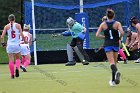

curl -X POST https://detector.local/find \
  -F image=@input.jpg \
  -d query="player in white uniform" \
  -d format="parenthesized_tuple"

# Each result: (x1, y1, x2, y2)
(20, 24, 32, 72)
(1, 14, 26, 79)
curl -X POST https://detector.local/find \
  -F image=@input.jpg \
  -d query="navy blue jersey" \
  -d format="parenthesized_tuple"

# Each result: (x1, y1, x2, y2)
(104, 20, 119, 47)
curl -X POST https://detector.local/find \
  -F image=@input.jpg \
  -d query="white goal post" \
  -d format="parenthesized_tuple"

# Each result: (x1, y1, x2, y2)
(31, 0, 38, 65)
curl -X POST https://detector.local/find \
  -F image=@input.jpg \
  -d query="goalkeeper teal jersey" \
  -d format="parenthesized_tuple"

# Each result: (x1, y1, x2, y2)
(70, 22, 84, 38)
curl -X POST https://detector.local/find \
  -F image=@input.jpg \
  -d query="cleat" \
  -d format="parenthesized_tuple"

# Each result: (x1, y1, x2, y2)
(15, 68, 19, 77)
(109, 80, 116, 87)
(134, 58, 140, 63)
(65, 61, 76, 66)
(115, 71, 121, 84)
(82, 62, 89, 65)
(20, 66, 27, 72)
(11, 75, 15, 79)
(22, 67, 27, 72)
(82, 60, 89, 65)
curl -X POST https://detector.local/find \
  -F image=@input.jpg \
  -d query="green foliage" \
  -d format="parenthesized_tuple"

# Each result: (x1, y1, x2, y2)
(0, 46, 8, 63)
(0, 0, 22, 29)
(0, 36, 8, 63)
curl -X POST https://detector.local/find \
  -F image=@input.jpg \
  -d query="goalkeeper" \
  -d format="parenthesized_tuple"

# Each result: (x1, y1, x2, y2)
(65, 17, 89, 66)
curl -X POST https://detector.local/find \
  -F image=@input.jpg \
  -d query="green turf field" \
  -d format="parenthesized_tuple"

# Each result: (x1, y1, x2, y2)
(0, 61, 139, 93)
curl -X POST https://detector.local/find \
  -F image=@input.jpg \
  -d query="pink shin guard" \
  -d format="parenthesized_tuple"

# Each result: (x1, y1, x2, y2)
(21, 56, 26, 65)
(23, 59, 30, 68)
(16, 59, 21, 69)
(9, 62, 14, 76)
(119, 49, 126, 60)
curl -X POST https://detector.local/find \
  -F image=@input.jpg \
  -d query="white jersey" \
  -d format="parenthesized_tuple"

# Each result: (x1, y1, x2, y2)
(20, 31, 31, 46)
(20, 31, 31, 55)
(7, 23, 20, 45)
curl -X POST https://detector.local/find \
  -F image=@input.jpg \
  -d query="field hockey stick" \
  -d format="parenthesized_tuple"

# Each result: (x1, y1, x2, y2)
(94, 46, 104, 53)
(51, 33, 62, 37)
(121, 41, 130, 56)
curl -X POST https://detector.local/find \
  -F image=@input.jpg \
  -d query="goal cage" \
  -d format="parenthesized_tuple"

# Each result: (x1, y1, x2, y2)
(24, 0, 138, 65)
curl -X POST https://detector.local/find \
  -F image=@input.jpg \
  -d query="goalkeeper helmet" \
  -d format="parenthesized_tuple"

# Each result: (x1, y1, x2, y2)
(66, 17, 75, 27)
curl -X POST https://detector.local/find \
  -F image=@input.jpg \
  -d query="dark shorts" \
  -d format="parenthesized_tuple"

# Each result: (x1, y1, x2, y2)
(70, 37, 84, 47)
(104, 46, 119, 52)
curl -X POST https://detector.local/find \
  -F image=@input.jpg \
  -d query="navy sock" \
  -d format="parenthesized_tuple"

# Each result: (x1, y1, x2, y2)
(111, 64, 118, 81)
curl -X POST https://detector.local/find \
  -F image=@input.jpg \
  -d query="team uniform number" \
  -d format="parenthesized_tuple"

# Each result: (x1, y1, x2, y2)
(109, 30, 113, 39)
(11, 31, 16, 38)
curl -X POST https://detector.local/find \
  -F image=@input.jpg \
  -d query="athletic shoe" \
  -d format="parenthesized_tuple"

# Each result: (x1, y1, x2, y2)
(11, 75, 14, 79)
(20, 66, 27, 72)
(115, 71, 121, 84)
(15, 68, 19, 77)
(65, 61, 76, 66)
(134, 58, 140, 63)
(82, 60, 89, 65)
(109, 80, 116, 87)
(22, 67, 27, 72)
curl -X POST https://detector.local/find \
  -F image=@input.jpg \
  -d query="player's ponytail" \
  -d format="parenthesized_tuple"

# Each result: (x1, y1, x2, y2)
(10, 22, 13, 31)
(106, 8, 115, 19)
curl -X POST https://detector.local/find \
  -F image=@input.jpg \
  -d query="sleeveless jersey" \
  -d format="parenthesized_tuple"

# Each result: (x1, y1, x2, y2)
(20, 31, 31, 46)
(104, 20, 119, 47)
(7, 23, 20, 45)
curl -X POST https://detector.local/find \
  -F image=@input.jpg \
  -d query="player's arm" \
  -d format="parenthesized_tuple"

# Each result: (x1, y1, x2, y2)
(96, 23, 105, 39)
(117, 22, 124, 40)
(136, 24, 140, 42)
(131, 25, 140, 47)
(29, 34, 32, 46)
(128, 34, 136, 47)
(1, 25, 7, 43)
(125, 37, 130, 47)
(130, 35, 139, 49)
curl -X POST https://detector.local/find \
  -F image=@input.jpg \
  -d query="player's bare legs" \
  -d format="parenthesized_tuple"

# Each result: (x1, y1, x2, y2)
(106, 51, 121, 86)
(21, 54, 31, 72)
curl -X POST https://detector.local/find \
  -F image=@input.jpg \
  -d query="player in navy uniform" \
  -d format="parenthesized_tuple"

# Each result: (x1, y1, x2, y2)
(96, 9, 124, 86)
